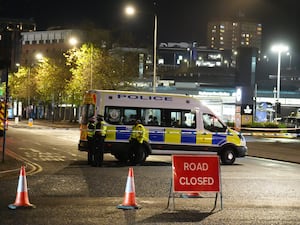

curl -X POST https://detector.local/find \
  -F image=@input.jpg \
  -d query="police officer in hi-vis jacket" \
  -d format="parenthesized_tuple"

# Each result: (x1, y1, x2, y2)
(129, 119, 149, 165)
(93, 115, 107, 167)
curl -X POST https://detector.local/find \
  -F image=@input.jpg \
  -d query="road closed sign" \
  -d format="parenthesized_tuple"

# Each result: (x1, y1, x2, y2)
(172, 155, 220, 192)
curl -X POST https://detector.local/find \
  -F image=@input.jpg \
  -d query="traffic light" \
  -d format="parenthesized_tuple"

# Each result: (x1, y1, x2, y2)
(276, 102, 281, 116)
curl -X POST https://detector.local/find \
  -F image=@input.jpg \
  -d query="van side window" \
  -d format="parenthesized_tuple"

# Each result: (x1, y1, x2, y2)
(123, 109, 138, 125)
(105, 106, 196, 128)
(141, 108, 161, 126)
(203, 113, 226, 132)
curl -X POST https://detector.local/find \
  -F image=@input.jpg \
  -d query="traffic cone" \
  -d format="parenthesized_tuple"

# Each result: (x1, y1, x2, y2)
(8, 166, 35, 209)
(180, 192, 203, 198)
(117, 167, 140, 210)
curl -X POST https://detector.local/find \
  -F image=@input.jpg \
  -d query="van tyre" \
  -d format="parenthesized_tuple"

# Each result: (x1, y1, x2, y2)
(114, 153, 129, 162)
(129, 144, 147, 165)
(220, 148, 236, 165)
(136, 145, 147, 164)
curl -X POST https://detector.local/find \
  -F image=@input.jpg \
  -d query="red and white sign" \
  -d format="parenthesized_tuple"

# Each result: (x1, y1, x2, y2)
(172, 155, 220, 192)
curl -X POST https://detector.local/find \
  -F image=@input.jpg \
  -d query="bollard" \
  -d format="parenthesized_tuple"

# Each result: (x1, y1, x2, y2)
(28, 118, 33, 127)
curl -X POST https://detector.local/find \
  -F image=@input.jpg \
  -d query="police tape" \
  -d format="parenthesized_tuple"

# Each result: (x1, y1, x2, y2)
(241, 127, 299, 138)
(81, 128, 300, 138)
(81, 128, 216, 135)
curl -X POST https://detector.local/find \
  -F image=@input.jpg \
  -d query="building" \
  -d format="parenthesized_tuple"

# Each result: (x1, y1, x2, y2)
(207, 19, 262, 67)
(11, 27, 300, 122)
(20, 29, 85, 66)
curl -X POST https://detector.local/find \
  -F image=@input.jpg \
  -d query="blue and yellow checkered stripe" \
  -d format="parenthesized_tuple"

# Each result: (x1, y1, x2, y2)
(106, 126, 240, 146)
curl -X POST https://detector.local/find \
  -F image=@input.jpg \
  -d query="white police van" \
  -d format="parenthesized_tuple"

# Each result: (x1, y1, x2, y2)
(78, 90, 247, 165)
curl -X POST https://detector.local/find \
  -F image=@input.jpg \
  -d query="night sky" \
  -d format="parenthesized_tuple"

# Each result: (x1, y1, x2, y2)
(1, 0, 299, 52)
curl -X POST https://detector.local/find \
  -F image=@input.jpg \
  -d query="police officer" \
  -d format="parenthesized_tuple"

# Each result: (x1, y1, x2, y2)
(94, 115, 107, 167)
(87, 117, 96, 165)
(129, 119, 148, 165)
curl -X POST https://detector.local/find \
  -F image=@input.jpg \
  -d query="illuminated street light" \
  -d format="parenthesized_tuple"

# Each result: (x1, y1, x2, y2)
(271, 43, 288, 118)
(271, 44, 288, 101)
(124, 4, 157, 92)
(124, 5, 135, 16)
(69, 37, 78, 47)
(35, 52, 44, 62)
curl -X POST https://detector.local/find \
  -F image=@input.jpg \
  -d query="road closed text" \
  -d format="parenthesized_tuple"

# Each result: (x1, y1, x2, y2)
(180, 162, 214, 186)
(172, 155, 220, 192)
(179, 176, 214, 185)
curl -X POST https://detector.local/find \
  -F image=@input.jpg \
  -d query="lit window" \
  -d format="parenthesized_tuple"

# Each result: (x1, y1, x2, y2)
(158, 59, 164, 65)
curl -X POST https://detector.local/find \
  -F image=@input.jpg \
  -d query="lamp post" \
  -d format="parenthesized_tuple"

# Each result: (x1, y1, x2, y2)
(286, 52, 292, 69)
(124, 5, 157, 92)
(271, 44, 288, 101)
(153, 13, 157, 92)
(271, 44, 288, 118)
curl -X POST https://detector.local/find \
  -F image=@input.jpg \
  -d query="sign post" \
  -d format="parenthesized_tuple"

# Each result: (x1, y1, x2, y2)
(167, 155, 222, 211)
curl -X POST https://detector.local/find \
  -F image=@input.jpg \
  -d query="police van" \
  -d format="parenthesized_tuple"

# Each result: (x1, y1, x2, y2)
(78, 90, 247, 165)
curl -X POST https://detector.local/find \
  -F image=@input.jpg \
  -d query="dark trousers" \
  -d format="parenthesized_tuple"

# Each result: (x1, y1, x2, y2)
(87, 137, 95, 164)
(128, 139, 149, 164)
(94, 136, 105, 166)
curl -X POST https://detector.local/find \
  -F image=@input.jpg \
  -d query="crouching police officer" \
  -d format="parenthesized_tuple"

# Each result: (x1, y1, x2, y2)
(128, 119, 150, 165)
(93, 115, 107, 167)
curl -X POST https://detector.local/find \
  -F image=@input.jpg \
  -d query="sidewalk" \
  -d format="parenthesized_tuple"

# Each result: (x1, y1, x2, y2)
(9, 119, 80, 129)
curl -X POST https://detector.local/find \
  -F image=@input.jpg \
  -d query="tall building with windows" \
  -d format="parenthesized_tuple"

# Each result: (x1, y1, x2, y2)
(20, 29, 85, 66)
(207, 19, 262, 66)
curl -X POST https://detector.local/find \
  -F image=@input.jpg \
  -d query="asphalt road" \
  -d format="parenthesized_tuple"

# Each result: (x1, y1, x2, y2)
(246, 136, 300, 164)
(0, 124, 299, 225)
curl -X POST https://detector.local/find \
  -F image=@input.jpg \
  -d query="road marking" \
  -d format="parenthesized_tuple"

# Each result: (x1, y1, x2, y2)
(3, 148, 43, 176)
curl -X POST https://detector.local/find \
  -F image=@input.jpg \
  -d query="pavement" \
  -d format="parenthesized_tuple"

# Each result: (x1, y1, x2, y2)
(0, 119, 80, 177)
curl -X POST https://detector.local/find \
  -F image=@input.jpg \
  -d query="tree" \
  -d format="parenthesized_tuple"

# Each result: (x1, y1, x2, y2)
(8, 67, 35, 103)
(65, 43, 139, 105)
(35, 57, 71, 120)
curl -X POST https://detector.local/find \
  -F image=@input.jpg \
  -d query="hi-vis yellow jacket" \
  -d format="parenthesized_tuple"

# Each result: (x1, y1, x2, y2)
(130, 123, 147, 144)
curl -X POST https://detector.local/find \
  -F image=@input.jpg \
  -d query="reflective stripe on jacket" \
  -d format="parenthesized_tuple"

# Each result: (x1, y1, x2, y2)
(96, 121, 107, 137)
(100, 121, 107, 136)
(87, 122, 96, 138)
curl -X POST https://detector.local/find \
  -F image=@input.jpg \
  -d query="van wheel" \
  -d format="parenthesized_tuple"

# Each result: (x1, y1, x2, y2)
(130, 145, 147, 165)
(136, 145, 147, 164)
(220, 148, 236, 165)
(114, 153, 129, 162)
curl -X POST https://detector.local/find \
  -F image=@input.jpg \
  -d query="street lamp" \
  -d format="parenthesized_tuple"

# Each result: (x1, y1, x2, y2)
(286, 52, 292, 69)
(124, 4, 157, 92)
(271, 44, 288, 118)
(271, 44, 288, 101)
(153, 14, 157, 92)
(69, 37, 78, 47)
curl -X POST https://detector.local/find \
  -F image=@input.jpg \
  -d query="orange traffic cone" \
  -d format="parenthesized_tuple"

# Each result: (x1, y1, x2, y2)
(8, 166, 35, 209)
(117, 167, 140, 210)
(180, 192, 203, 198)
